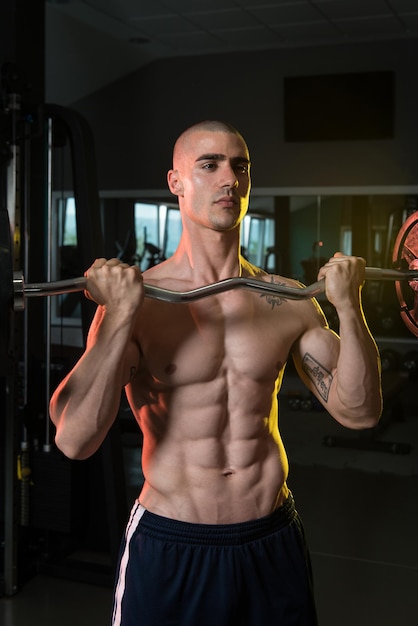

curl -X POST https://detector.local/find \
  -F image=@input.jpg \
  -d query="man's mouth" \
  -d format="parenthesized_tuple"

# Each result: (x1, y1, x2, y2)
(215, 195, 238, 207)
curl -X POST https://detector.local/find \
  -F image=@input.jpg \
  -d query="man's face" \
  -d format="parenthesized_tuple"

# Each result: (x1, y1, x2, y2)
(168, 130, 251, 232)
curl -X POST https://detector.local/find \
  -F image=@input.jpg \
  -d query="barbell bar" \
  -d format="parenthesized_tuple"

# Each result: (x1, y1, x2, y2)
(12, 267, 418, 310)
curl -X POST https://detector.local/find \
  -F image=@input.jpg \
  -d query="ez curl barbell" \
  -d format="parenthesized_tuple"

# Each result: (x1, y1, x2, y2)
(12, 266, 418, 309)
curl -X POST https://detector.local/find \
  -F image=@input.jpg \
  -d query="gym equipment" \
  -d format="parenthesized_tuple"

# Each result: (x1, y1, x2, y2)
(0, 96, 115, 596)
(393, 210, 418, 336)
(10, 266, 418, 307)
(400, 350, 418, 375)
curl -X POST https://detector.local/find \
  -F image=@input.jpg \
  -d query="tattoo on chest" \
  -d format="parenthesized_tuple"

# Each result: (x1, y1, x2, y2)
(302, 353, 333, 402)
(259, 277, 288, 309)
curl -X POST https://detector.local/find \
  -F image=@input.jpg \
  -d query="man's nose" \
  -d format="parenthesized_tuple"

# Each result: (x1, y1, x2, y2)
(220, 164, 239, 189)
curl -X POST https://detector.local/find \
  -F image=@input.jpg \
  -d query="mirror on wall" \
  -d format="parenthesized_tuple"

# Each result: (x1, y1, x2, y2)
(288, 193, 417, 340)
(50, 191, 418, 346)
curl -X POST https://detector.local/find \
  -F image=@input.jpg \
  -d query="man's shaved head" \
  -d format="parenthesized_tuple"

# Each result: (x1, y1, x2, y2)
(173, 120, 249, 168)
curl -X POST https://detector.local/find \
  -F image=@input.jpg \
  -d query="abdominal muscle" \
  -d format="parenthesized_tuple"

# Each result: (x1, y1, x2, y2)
(131, 374, 290, 524)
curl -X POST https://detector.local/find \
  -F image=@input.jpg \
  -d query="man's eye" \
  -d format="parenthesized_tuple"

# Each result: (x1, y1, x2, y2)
(202, 162, 217, 170)
(236, 164, 248, 174)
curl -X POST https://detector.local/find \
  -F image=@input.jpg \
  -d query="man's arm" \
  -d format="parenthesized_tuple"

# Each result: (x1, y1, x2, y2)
(49, 259, 144, 460)
(293, 253, 382, 429)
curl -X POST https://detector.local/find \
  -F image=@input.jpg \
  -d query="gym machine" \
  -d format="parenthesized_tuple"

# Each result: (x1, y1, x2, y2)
(1, 66, 126, 596)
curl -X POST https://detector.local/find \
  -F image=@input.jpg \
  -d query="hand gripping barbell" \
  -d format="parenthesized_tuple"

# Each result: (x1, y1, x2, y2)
(12, 266, 418, 310)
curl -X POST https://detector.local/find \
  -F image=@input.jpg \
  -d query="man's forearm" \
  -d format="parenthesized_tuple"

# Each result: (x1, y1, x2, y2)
(50, 312, 136, 459)
(331, 308, 382, 428)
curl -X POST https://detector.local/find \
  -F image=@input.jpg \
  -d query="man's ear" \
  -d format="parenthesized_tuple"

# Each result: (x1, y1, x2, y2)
(167, 169, 184, 196)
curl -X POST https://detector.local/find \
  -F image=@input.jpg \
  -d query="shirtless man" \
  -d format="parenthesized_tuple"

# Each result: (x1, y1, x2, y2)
(49, 120, 382, 626)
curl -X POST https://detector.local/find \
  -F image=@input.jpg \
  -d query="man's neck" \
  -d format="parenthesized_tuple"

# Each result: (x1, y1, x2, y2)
(174, 229, 242, 284)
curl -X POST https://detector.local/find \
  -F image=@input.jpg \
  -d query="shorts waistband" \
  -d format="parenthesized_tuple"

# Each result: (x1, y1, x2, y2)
(138, 494, 297, 546)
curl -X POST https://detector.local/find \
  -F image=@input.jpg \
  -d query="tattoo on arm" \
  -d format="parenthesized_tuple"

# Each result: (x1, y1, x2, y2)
(129, 366, 137, 381)
(302, 353, 333, 402)
(259, 277, 288, 310)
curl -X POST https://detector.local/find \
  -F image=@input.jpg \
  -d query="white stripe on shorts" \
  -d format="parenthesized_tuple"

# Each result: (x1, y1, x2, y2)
(112, 501, 146, 626)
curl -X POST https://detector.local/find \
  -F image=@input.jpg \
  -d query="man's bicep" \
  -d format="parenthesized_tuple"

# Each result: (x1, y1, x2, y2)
(292, 326, 340, 405)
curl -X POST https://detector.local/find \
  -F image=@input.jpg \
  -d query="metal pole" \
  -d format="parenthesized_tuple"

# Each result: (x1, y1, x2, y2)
(4, 91, 20, 596)
(11, 267, 418, 307)
(43, 117, 53, 453)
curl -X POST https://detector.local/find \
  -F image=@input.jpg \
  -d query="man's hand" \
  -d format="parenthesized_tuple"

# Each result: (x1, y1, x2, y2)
(317, 252, 366, 309)
(84, 258, 144, 315)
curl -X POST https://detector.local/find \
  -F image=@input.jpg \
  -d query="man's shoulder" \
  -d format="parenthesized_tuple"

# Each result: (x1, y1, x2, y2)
(142, 258, 183, 286)
(240, 260, 296, 288)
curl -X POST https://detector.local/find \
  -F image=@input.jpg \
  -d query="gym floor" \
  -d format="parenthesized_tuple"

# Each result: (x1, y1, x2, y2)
(1, 369, 418, 626)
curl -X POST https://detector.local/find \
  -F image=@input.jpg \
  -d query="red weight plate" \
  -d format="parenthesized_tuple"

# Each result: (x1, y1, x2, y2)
(392, 210, 418, 337)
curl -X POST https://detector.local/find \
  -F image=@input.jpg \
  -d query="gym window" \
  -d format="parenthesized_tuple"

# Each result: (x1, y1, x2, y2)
(133, 203, 275, 272)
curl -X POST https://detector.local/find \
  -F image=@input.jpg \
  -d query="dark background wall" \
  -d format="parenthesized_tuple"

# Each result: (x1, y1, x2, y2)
(72, 38, 418, 193)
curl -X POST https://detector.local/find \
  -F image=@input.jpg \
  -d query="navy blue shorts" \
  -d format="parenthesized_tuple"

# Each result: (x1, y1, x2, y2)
(112, 494, 317, 626)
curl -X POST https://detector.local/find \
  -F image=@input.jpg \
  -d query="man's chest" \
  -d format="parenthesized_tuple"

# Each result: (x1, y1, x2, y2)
(136, 293, 302, 386)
